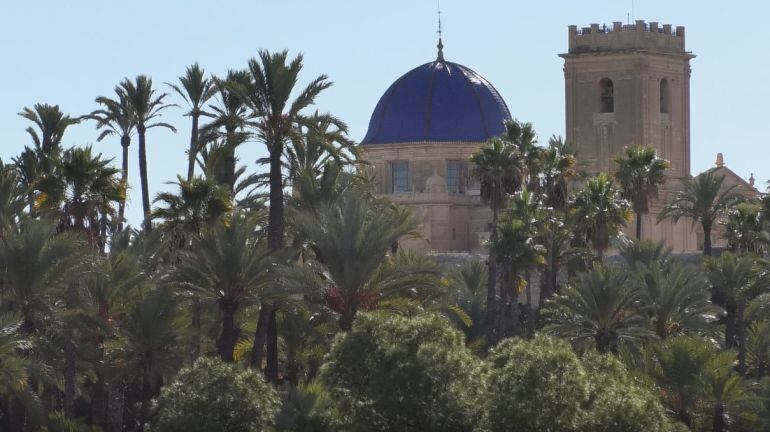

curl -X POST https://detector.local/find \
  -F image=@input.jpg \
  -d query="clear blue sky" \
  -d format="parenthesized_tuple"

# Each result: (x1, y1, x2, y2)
(1, 1, 767, 226)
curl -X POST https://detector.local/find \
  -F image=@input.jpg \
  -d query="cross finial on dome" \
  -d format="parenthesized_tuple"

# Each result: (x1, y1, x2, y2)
(436, 4, 445, 62)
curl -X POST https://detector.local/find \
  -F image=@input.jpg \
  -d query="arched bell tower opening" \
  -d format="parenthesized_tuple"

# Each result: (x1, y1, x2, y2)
(599, 78, 614, 113)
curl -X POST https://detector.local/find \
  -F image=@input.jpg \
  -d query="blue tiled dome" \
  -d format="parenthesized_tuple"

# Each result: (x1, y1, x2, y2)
(361, 59, 512, 145)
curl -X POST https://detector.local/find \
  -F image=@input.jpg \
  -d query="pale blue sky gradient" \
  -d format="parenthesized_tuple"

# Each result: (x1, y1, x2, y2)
(1, 1, 767, 226)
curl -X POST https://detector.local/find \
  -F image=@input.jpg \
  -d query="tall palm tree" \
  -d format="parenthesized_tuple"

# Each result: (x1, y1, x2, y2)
(90, 91, 136, 231)
(12, 147, 43, 214)
(491, 189, 545, 337)
(630, 261, 720, 339)
(167, 63, 217, 183)
(569, 173, 631, 260)
(705, 252, 770, 374)
(117, 75, 177, 232)
(200, 69, 253, 192)
(288, 191, 428, 331)
(614, 145, 670, 239)
(540, 135, 578, 212)
(231, 50, 336, 381)
(18, 103, 81, 155)
(469, 137, 524, 340)
(541, 264, 652, 353)
(170, 216, 271, 362)
(659, 170, 742, 256)
(503, 119, 541, 191)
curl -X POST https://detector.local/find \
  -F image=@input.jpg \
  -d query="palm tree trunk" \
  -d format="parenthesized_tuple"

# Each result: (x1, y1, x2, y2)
(703, 220, 713, 256)
(137, 125, 152, 233)
(106, 379, 125, 432)
(737, 301, 747, 375)
(712, 403, 725, 432)
(64, 280, 79, 418)
(265, 307, 279, 382)
(635, 212, 642, 239)
(190, 296, 201, 364)
(485, 210, 499, 345)
(249, 303, 271, 368)
(265, 145, 284, 383)
(218, 298, 239, 362)
(225, 127, 237, 194)
(186, 114, 200, 183)
(117, 136, 130, 232)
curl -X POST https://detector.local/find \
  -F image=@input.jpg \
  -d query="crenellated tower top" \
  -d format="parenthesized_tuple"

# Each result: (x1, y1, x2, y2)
(567, 20, 689, 55)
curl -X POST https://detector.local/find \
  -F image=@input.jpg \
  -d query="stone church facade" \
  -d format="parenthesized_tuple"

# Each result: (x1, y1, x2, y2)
(359, 21, 758, 254)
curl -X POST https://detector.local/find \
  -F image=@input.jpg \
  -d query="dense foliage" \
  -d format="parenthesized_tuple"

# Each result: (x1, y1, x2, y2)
(152, 357, 280, 432)
(1, 50, 769, 432)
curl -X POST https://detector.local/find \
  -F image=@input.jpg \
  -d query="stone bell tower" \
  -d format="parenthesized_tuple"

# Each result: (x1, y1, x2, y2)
(560, 20, 694, 178)
(560, 20, 698, 250)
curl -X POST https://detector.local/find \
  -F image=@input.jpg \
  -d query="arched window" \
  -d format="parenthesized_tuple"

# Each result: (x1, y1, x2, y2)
(660, 78, 670, 114)
(599, 78, 614, 113)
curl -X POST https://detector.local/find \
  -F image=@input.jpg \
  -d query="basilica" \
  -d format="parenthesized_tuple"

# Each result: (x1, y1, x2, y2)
(359, 20, 759, 254)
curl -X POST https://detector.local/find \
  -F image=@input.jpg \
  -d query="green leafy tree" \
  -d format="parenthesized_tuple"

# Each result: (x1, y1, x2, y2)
(152, 357, 280, 432)
(569, 173, 631, 260)
(117, 75, 177, 232)
(167, 63, 217, 183)
(542, 264, 653, 353)
(486, 335, 678, 432)
(320, 313, 485, 432)
(659, 170, 741, 255)
(614, 145, 670, 239)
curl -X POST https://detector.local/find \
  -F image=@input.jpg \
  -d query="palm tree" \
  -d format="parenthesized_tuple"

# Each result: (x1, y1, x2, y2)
(200, 69, 253, 192)
(288, 191, 429, 331)
(724, 201, 768, 254)
(614, 145, 670, 239)
(491, 189, 545, 337)
(541, 264, 653, 353)
(503, 119, 541, 191)
(117, 75, 177, 232)
(469, 137, 524, 341)
(152, 175, 232, 241)
(230, 50, 336, 381)
(115, 288, 184, 431)
(90, 91, 136, 231)
(540, 135, 578, 212)
(449, 258, 488, 344)
(0, 219, 84, 334)
(647, 336, 715, 427)
(569, 173, 631, 260)
(699, 351, 750, 432)
(18, 103, 81, 155)
(170, 216, 271, 362)
(747, 320, 770, 378)
(705, 252, 770, 374)
(619, 238, 673, 270)
(659, 170, 742, 255)
(630, 261, 720, 339)
(167, 63, 217, 183)
(12, 147, 43, 214)
(0, 160, 25, 237)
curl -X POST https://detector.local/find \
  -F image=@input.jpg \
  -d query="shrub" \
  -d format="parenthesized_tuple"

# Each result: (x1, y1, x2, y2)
(151, 357, 280, 432)
(320, 312, 485, 432)
(486, 335, 682, 432)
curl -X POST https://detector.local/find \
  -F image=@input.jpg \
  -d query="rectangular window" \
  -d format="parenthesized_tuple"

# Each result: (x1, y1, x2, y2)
(446, 160, 461, 193)
(392, 162, 409, 193)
